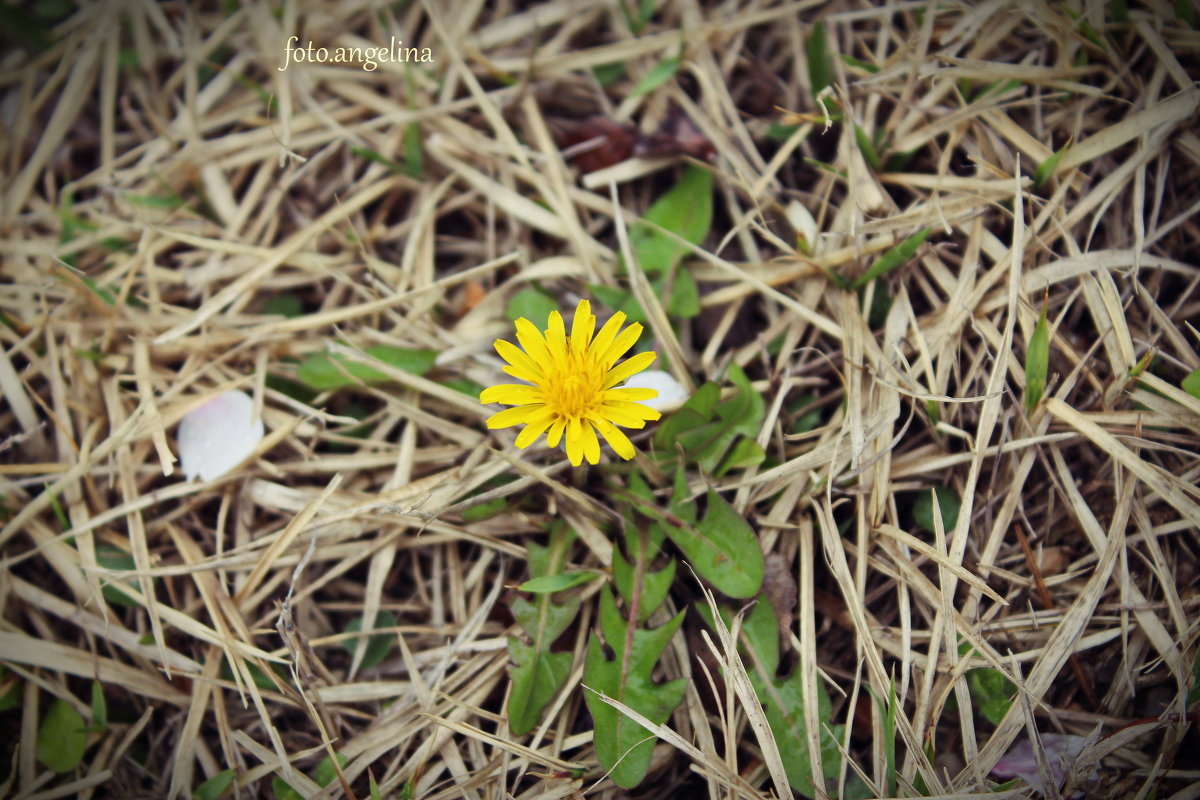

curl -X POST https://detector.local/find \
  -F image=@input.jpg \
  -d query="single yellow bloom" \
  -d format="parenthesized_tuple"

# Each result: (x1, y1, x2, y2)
(480, 299, 661, 466)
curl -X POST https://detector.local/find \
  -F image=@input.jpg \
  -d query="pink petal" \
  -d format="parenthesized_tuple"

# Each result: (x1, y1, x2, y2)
(178, 391, 264, 481)
(991, 734, 1088, 793)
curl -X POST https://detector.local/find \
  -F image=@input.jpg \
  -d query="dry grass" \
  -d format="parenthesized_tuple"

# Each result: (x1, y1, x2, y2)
(1, 1, 1199, 799)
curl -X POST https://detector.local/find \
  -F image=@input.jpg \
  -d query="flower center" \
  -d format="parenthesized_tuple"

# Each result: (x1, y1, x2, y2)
(545, 352, 602, 419)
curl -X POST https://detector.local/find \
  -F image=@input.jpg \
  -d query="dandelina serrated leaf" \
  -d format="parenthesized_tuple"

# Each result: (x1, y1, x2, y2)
(583, 588, 686, 789)
(507, 527, 582, 736)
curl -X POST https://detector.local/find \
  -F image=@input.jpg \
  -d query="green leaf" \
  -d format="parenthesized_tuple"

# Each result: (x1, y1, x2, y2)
(37, 698, 87, 773)
(612, 547, 675, 623)
(312, 753, 347, 787)
(349, 144, 405, 174)
(272, 776, 301, 800)
(193, 769, 236, 800)
(1025, 305, 1049, 413)
(880, 680, 898, 796)
(698, 600, 843, 794)
(806, 21, 833, 99)
(630, 55, 680, 98)
(1109, 0, 1128, 24)
(262, 294, 303, 318)
(862, 280, 894, 328)
(629, 164, 712, 277)
(296, 345, 436, 391)
(913, 487, 961, 534)
(1177, 0, 1196, 26)
(506, 287, 558, 329)
(507, 526, 582, 735)
(1181, 368, 1200, 400)
(461, 496, 508, 522)
(584, 589, 687, 788)
(518, 572, 600, 593)
(592, 62, 626, 87)
(342, 610, 399, 670)
(967, 667, 1015, 725)
(840, 53, 879, 73)
(654, 365, 763, 473)
(272, 753, 345, 800)
(0, 667, 20, 713)
(766, 122, 800, 141)
(716, 437, 765, 477)
(789, 395, 824, 435)
(404, 122, 424, 178)
(95, 545, 140, 608)
(664, 480, 763, 599)
(126, 192, 186, 210)
(590, 284, 646, 324)
(507, 640, 572, 736)
(850, 228, 930, 290)
(662, 269, 700, 318)
(0, 2, 56, 50)
(90, 680, 107, 730)
(883, 147, 919, 173)
(1033, 140, 1071, 189)
(622, 472, 668, 561)
(369, 772, 383, 800)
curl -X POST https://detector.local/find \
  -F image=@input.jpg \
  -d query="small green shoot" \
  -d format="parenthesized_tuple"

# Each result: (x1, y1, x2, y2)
(854, 124, 882, 171)
(37, 698, 87, 773)
(506, 287, 558, 328)
(193, 769, 236, 800)
(0, 667, 20, 712)
(1181, 368, 1200, 400)
(850, 228, 930, 290)
(272, 754, 346, 800)
(1177, 0, 1197, 26)
(840, 53, 879, 73)
(913, 487, 961, 534)
(1025, 304, 1049, 413)
(296, 345, 436, 391)
(967, 666, 1016, 725)
(1033, 139, 1072, 189)
(630, 53, 681, 98)
(349, 144, 406, 175)
(592, 62, 626, 86)
(806, 21, 833, 100)
(90, 680, 107, 731)
(343, 611, 399, 670)
(261, 294, 303, 318)
(629, 164, 713, 277)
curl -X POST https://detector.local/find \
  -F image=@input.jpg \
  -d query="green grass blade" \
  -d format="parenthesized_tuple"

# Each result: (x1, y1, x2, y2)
(1025, 305, 1049, 412)
(850, 228, 930, 290)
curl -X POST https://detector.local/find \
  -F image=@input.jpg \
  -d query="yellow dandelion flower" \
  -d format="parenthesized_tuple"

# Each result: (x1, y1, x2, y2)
(480, 299, 661, 466)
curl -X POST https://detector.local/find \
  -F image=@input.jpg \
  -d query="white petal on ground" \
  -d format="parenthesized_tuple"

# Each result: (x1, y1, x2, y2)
(177, 390, 264, 481)
(991, 733, 1089, 794)
(785, 199, 818, 253)
(621, 368, 689, 412)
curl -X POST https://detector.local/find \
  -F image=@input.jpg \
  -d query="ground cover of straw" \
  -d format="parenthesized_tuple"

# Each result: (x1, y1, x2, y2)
(1, 1, 1199, 799)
